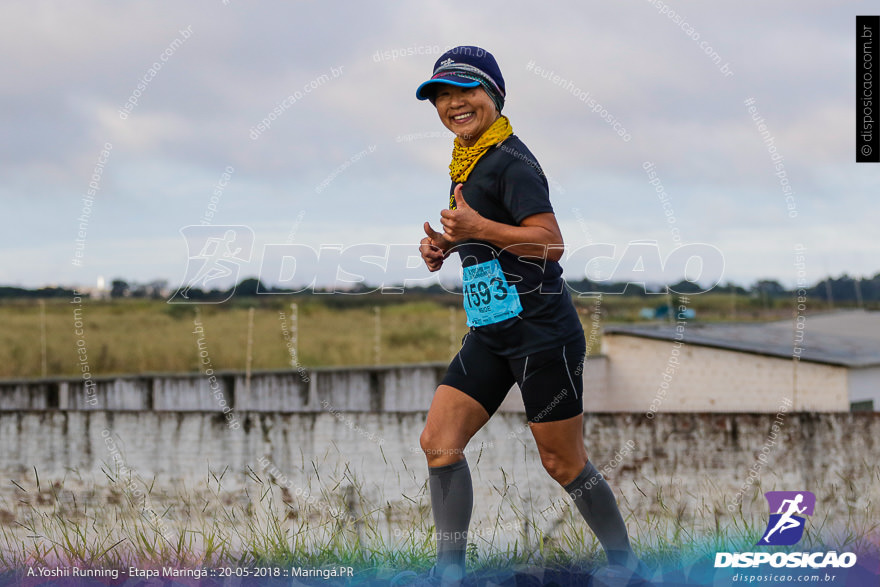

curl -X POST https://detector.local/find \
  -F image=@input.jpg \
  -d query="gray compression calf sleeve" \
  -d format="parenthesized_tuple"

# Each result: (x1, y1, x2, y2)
(563, 460, 634, 567)
(428, 458, 473, 573)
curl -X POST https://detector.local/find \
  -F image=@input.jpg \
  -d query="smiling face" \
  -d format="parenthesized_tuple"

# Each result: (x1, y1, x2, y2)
(432, 84, 499, 147)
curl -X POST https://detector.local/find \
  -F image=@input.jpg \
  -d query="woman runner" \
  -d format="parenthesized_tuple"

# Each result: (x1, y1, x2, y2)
(412, 46, 643, 584)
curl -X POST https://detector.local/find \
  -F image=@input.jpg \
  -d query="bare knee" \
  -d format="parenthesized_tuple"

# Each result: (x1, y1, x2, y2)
(420, 426, 464, 467)
(419, 426, 436, 455)
(539, 452, 567, 484)
(540, 451, 584, 486)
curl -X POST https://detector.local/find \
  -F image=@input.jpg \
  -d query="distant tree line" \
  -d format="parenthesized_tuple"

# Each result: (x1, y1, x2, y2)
(1, 274, 878, 304)
(0, 286, 78, 299)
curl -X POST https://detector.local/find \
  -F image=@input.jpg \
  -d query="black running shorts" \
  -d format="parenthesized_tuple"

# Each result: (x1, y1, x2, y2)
(439, 331, 587, 423)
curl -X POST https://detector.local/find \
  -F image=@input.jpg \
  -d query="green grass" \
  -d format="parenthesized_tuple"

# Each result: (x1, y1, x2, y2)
(0, 297, 472, 379)
(0, 292, 827, 379)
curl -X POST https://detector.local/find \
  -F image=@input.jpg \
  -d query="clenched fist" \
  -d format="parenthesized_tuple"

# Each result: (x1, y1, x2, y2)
(439, 183, 484, 242)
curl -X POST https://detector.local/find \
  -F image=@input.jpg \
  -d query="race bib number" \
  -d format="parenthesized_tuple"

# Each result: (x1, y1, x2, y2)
(462, 259, 523, 327)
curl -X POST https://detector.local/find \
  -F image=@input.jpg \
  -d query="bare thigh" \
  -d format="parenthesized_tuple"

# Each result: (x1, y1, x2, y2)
(420, 384, 491, 467)
(529, 412, 588, 486)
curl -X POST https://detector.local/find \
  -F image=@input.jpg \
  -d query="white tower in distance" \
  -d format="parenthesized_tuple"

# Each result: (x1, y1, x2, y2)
(96, 276, 107, 300)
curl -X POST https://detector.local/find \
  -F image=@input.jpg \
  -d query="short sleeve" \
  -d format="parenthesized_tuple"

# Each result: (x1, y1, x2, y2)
(498, 150, 553, 224)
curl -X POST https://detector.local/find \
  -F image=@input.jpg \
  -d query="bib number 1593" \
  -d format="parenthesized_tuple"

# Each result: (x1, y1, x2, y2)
(462, 259, 522, 327)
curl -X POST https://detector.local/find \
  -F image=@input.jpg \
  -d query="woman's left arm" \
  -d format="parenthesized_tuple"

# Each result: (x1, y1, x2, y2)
(439, 184, 564, 261)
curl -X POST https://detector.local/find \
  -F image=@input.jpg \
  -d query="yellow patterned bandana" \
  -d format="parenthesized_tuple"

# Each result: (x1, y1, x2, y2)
(448, 115, 513, 208)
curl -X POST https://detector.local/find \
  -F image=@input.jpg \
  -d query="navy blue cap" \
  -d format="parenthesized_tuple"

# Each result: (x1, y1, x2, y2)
(416, 46, 506, 110)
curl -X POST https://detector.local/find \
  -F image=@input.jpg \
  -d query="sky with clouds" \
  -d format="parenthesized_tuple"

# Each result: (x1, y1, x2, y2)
(1, 0, 875, 292)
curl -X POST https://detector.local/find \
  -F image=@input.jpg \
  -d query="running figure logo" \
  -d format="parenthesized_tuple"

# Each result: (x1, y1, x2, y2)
(757, 491, 816, 546)
(169, 225, 255, 304)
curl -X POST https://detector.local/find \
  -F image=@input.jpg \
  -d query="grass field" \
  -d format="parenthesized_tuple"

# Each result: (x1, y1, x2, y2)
(1, 450, 877, 580)
(0, 292, 827, 379)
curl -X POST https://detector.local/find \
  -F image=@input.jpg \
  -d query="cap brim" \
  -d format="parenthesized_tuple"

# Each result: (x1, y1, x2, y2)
(416, 76, 481, 100)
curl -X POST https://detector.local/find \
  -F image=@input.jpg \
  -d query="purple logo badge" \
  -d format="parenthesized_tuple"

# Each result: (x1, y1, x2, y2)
(758, 491, 816, 546)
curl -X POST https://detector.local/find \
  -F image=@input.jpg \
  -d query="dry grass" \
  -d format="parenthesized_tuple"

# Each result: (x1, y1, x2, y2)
(0, 298, 473, 379)
(0, 292, 820, 379)
(1, 451, 877, 577)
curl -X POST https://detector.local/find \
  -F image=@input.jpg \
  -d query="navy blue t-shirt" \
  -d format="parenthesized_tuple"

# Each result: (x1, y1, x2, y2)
(449, 135, 584, 358)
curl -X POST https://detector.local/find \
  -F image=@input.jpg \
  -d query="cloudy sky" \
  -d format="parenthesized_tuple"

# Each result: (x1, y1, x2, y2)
(1, 1, 874, 292)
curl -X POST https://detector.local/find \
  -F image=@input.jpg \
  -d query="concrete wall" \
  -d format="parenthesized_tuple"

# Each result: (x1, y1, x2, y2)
(0, 365, 448, 413)
(0, 357, 610, 414)
(1, 410, 877, 540)
(0, 359, 875, 545)
(602, 334, 849, 413)
(848, 366, 880, 409)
